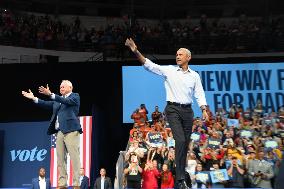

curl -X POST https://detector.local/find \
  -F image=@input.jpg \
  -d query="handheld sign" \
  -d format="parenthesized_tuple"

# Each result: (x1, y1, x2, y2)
(191, 132, 201, 142)
(227, 119, 239, 128)
(210, 169, 229, 183)
(240, 130, 252, 138)
(196, 172, 209, 183)
(148, 132, 163, 147)
(265, 140, 278, 149)
(208, 138, 221, 149)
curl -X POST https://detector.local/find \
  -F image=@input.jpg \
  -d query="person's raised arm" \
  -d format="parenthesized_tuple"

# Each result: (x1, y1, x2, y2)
(125, 38, 168, 78)
(22, 87, 54, 110)
(22, 89, 37, 101)
(38, 84, 52, 96)
(125, 38, 146, 64)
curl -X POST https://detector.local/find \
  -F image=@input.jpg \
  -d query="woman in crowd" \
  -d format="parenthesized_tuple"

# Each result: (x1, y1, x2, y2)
(191, 163, 208, 189)
(142, 160, 160, 189)
(124, 153, 143, 189)
(160, 163, 174, 189)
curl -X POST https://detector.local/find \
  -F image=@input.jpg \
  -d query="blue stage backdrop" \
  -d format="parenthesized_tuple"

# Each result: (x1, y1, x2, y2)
(0, 121, 50, 187)
(122, 62, 284, 123)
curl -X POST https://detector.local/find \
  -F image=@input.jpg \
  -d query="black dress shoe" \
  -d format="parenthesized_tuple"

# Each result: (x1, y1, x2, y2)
(177, 180, 189, 189)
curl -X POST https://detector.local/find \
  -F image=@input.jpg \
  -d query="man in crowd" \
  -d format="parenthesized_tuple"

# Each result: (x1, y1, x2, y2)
(94, 168, 112, 189)
(151, 106, 162, 124)
(227, 156, 245, 188)
(80, 168, 89, 189)
(248, 150, 274, 188)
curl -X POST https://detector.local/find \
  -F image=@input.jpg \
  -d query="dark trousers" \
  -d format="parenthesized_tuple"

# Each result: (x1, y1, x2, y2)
(275, 157, 284, 189)
(165, 104, 193, 181)
(127, 180, 141, 189)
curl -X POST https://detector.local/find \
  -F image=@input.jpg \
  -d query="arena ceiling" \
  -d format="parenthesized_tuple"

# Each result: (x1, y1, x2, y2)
(1, 0, 284, 18)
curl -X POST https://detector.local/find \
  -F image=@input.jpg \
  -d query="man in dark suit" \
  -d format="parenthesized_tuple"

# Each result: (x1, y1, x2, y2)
(94, 168, 112, 189)
(273, 153, 284, 189)
(22, 80, 82, 189)
(80, 168, 89, 189)
(31, 167, 51, 189)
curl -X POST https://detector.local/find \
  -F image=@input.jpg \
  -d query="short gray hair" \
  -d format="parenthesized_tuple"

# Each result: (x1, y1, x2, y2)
(61, 80, 73, 88)
(178, 48, 191, 56)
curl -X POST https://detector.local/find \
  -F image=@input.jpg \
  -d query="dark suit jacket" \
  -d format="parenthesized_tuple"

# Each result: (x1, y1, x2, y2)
(36, 92, 82, 135)
(94, 177, 112, 189)
(275, 157, 284, 189)
(31, 177, 51, 189)
(80, 175, 89, 189)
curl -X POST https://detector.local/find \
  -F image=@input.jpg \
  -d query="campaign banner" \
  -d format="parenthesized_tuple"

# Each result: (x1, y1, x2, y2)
(148, 132, 163, 147)
(209, 169, 230, 183)
(167, 138, 175, 148)
(195, 171, 209, 183)
(0, 121, 50, 187)
(191, 132, 201, 142)
(208, 138, 221, 149)
(265, 140, 278, 149)
(264, 119, 272, 125)
(279, 130, 284, 138)
(240, 130, 253, 138)
(122, 63, 284, 123)
(227, 119, 239, 128)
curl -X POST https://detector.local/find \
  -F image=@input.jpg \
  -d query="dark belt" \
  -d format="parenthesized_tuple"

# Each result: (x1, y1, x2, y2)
(167, 101, 191, 108)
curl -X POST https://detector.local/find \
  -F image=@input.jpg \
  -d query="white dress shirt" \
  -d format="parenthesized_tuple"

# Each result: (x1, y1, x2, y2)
(38, 176, 46, 189)
(80, 176, 83, 185)
(101, 177, 105, 189)
(143, 58, 207, 107)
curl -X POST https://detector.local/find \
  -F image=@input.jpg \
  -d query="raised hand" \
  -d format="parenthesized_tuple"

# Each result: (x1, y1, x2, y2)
(38, 84, 52, 96)
(125, 37, 146, 64)
(22, 89, 36, 100)
(125, 38, 137, 52)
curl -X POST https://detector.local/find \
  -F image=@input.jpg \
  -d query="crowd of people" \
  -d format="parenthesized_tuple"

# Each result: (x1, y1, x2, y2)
(123, 103, 284, 188)
(1, 9, 284, 57)
(3, 7, 284, 189)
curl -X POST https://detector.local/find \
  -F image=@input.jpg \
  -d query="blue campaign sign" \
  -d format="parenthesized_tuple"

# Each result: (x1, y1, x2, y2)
(208, 138, 221, 149)
(167, 137, 175, 148)
(195, 171, 209, 183)
(265, 140, 278, 149)
(209, 169, 230, 183)
(227, 119, 239, 128)
(122, 62, 284, 123)
(190, 132, 201, 141)
(148, 132, 164, 147)
(0, 121, 50, 187)
(240, 130, 253, 138)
